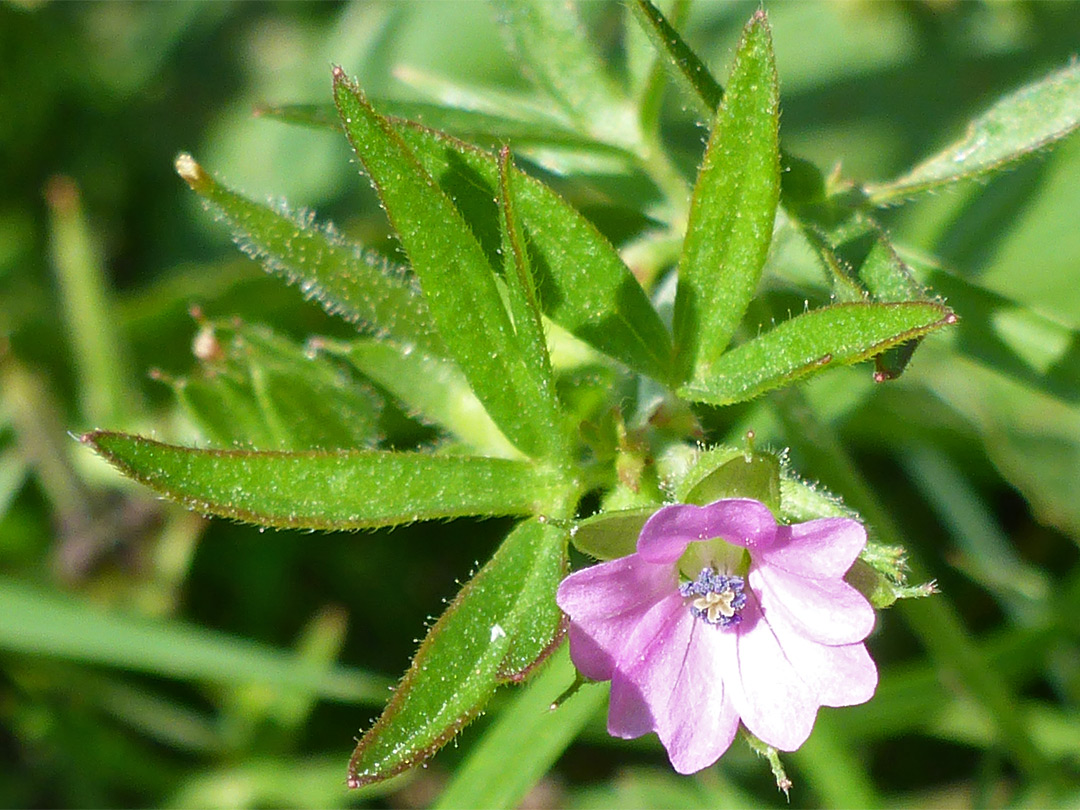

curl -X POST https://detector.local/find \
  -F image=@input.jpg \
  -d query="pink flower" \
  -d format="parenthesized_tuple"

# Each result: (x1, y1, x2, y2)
(557, 498, 877, 774)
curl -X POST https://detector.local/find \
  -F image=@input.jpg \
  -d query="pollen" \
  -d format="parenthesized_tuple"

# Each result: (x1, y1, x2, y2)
(679, 568, 747, 628)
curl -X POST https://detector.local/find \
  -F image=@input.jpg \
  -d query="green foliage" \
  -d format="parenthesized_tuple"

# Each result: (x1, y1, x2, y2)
(346, 518, 568, 787)
(3, 1, 1080, 807)
(868, 61, 1080, 203)
(672, 12, 781, 383)
(83, 431, 563, 529)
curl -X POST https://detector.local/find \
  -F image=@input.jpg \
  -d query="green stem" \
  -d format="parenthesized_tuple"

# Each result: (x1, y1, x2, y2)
(45, 176, 136, 426)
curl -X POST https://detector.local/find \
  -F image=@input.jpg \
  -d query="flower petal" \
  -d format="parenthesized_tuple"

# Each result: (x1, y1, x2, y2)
(638, 499, 777, 564)
(757, 519, 866, 579)
(557, 555, 673, 680)
(609, 594, 740, 773)
(722, 592, 817, 752)
(752, 565, 875, 646)
(775, 633, 878, 707)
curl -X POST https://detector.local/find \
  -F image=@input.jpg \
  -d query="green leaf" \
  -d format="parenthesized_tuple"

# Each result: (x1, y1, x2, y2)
(346, 518, 568, 788)
(804, 215, 933, 380)
(496, 147, 570, 460)
(173, 154, 439, 354)
(167, 320, 381, 450)
(321, 337, 521, 459)
(491, 0, 637, 150)
(570, 507, 655, 561)
(630, 0, 722, 121)
(867, 61, 1080, 204)
(672, 11, 781, 383)
(256, 100, 635, 160)
(83, 431, 563, 530)
(391, 120, 673, 382)
(679, 301, 956, 406)
(333, 70, 565, 463)
(434, 645, 607, 810)
(0, 576, 388, 703)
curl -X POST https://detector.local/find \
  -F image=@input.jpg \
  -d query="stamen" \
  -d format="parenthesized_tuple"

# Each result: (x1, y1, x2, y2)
(679, 568, 747, 628)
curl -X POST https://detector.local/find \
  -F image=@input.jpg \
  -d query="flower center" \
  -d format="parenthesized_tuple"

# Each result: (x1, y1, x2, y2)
(679, 568, 747, 628)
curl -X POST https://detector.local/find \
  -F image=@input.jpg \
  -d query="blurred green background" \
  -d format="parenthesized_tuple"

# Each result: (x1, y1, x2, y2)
(2, 1, 1080, 807)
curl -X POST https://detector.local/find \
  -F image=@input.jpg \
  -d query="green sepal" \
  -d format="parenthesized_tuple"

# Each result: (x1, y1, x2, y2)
(679, 447, 782, 514)
(570, 507, 655, 561)
(346, 518, 568, 788)
(780, 474, 932, 607)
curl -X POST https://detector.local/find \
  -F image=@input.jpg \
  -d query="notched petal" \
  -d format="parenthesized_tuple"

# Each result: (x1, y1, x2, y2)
(759, 518, 867, 579)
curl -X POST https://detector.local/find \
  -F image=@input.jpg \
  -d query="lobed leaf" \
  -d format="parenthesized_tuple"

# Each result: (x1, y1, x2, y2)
(679, 301, 956, 406)
(388, 120, 674, 382)
(496, 147, 571, 460)
(799, 214, 933, 380)
(333, 70, 567, 463)
(83, 431, 563, 530)
(866, 61, 1080, 204)
(174, 154, 439, 353)
(672, 11, 781, 383)
(347, 518, 568, 788)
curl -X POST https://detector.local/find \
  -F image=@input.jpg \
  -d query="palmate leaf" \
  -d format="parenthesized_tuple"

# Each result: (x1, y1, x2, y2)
(347, 518, 568, 788)
(394, 120, 674, 382)
(679, 301, 956, 406)
(333, 70, 569, 464)
(795, 214, 934, 380)
(866, 60, 1080, 205)
(672, 11, 781, 384)
(253, 90, 672, 383)
(174, 154, 439, 355)
(83, 432, 564, 530)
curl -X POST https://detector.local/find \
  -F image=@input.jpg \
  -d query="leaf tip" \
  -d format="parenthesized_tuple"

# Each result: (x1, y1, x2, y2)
(79, 429, 102, 447)
(174, 152, 207, 190)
